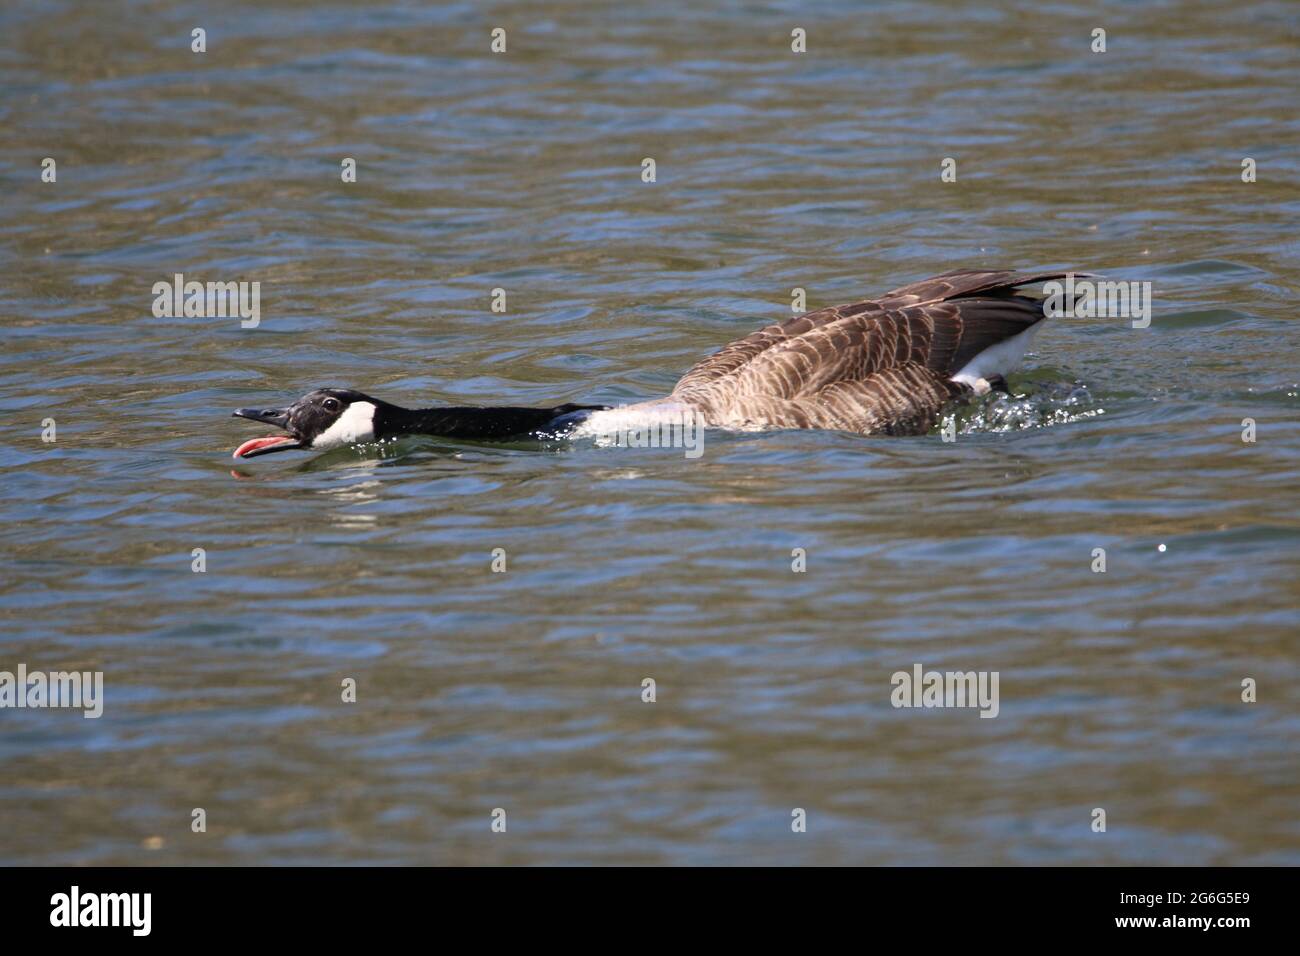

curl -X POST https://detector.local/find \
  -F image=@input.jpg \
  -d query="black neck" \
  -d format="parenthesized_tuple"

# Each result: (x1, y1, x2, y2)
(374, 402, 606, 441)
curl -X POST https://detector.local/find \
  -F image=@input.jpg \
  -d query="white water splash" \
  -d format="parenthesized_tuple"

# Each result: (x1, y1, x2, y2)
(946, 381, 1104, 436)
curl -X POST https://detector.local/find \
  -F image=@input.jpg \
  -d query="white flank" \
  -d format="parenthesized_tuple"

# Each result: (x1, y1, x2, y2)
(949, 324, 1042, 395)
(311, 400, 377, 450)
(571, 401, 698, 438)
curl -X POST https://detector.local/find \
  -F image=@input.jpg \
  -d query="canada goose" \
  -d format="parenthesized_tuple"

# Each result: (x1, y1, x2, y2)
(232, 269, 1070, 458)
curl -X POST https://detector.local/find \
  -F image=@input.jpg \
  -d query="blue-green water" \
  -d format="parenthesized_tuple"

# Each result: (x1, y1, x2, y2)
(0, 0, 1297, 864)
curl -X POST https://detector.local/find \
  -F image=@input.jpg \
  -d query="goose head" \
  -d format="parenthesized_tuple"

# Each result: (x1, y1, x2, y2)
(232, 388, 379, 458)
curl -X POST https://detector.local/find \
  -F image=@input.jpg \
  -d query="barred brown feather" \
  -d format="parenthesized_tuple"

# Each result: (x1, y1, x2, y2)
(669, 269, 1073, 436)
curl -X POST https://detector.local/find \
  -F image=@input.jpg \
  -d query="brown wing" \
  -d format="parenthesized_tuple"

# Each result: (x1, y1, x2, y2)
(669, 269, 1072, 436)
(694, 362, 962, 436)
(669, 298, 887, 397)
(672, 300, 956, 402)
(673, 269, 1070, 393)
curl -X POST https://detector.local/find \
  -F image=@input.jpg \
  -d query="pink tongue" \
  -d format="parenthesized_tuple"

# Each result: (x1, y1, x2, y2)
(234, 435, 294, 459)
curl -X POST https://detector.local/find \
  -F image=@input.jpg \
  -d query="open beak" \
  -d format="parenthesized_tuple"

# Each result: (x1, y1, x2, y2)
(232, 406, 304, 459)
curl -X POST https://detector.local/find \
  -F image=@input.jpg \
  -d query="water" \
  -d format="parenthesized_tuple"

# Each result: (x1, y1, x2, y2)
(1, 0, 1297, 865)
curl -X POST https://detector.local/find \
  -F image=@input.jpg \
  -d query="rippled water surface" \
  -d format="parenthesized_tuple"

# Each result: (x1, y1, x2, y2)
(1, 0, 1298, 864)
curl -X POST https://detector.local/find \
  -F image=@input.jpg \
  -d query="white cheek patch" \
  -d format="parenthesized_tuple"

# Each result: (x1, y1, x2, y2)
(311, 401, 377, 450)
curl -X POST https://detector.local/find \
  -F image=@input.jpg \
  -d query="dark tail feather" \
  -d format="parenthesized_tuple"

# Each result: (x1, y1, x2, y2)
(945, 295, 1048, 372)
(884, 268, 1093, 305)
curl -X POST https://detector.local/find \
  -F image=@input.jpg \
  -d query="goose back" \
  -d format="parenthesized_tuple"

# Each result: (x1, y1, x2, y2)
(669, 269, 1073, 435)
